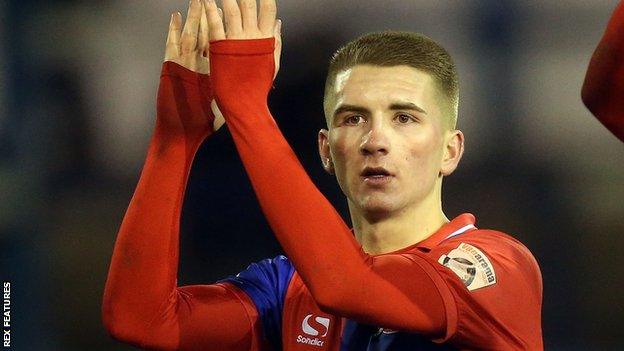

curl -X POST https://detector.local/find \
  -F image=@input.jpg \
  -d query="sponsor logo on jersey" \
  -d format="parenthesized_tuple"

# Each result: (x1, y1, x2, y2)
(296, 314, 330, 347)
(438, 242, 496, 291)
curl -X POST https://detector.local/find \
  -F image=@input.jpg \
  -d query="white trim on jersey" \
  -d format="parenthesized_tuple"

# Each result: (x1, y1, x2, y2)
(444, 224, 476, 240)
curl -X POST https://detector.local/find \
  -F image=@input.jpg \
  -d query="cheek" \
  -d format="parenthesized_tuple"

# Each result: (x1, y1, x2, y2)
(328, 131, 361, 188)
(329, 134, 352, 174)
(403, 132, 443, 175)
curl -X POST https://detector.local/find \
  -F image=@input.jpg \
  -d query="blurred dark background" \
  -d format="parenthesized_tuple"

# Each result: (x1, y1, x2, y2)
(1, 0, 624, 350)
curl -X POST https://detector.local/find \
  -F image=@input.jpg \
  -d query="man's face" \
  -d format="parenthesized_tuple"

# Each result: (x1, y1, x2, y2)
(319, 64, 458, 218)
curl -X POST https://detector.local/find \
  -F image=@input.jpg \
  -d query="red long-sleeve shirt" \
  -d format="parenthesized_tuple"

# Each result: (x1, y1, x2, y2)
(101, 61, 267, 351)
(582, 0, 624, 142)
(102, 38, 543, 350)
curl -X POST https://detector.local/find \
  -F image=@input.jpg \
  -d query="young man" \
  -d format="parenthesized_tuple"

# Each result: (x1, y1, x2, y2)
(582, 0, 624, 142)
(102, 0, 543, 350)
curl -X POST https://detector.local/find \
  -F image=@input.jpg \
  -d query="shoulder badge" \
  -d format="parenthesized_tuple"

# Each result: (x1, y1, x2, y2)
(438, 242, 496, 291)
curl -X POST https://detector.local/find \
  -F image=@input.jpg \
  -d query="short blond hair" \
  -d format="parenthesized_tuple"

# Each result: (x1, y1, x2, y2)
(324, 31, 459, 128)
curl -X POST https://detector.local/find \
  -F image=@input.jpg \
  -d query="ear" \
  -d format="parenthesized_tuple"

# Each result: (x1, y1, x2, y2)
(318, 129, 334, 174)
(440, 130, 464, 176)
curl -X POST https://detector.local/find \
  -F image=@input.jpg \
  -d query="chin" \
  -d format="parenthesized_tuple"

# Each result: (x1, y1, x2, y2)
(356, 195, 401, 219)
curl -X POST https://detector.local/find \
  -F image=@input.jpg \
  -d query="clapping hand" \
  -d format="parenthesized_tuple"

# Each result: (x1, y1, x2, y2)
(205, 0, 282, 79)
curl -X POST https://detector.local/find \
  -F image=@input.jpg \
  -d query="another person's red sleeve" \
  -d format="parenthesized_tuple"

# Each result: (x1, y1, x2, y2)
(582, 0, 624, 142)
(101, 62, 264, 351)
(209, 38, 541, 348)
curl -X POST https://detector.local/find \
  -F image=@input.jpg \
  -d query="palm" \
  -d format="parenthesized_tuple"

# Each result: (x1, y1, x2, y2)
(164, 0, 211, 74)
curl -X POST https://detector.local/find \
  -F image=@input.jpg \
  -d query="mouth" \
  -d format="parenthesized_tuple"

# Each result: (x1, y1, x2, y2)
(360, 167, 394, 185)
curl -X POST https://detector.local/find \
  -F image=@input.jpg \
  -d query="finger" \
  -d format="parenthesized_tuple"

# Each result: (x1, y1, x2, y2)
(222, 0, 243, 36)
(273, 19, 282, 77)
(165, 12, 182, 60)
(206, 0, 225, 41)
(239, 0, 257, 31)
(198, 0, 210, 56)
(181, 0, 202, 54)
(257, 0, 276, 35)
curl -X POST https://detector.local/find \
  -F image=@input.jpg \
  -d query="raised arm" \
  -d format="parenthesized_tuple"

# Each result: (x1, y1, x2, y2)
(206, 0, 447, 337)
(582, 0, 624, 142)
(206, 1, 543, 347)
(102, 2, 262, 350)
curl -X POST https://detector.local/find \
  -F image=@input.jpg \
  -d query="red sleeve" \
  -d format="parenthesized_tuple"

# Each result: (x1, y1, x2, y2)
(582, 0, 624, 142)
(209, 38, 447, 337)
(427, 231, 543, 350)
(101, 61, 265, 351)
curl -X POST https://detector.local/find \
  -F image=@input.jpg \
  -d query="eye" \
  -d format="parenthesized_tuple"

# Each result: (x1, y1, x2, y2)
(395, 113, 416, 124)
(344, 115, 365, 125)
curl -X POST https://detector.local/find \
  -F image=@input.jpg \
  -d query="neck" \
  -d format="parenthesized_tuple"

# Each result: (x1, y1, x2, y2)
(350, 183, 448, 255)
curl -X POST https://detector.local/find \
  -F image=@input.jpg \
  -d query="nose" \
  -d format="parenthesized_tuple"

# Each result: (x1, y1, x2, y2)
(360, 118, 390, 156)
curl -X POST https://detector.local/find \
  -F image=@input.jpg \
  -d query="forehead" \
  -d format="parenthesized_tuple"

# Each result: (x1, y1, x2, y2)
(331, 65, 439, 111)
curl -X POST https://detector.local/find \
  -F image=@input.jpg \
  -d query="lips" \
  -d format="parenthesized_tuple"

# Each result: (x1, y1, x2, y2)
(360, 167, 393, 177)
(360, 167, 394, 185)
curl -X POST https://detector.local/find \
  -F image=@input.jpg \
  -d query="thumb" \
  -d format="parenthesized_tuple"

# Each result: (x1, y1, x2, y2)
(273, 19, 282, 80)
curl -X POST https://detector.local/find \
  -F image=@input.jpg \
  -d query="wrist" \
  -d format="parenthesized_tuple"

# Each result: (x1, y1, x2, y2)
(209, 38, 275, 110)
(209, 38, 275, 55)
(161, 61, 212, 88)
(156, 62, 215, 141)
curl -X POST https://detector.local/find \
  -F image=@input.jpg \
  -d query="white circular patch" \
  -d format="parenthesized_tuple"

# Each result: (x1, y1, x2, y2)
(438, 243, 497, 291)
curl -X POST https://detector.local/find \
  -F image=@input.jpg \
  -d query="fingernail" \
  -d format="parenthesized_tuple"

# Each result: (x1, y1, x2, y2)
(278, 19, 282, 34)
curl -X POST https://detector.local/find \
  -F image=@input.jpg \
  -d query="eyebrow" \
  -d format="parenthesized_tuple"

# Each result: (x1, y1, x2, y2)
(389, 102, 427, 114)
(332, 102, 428, 120)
